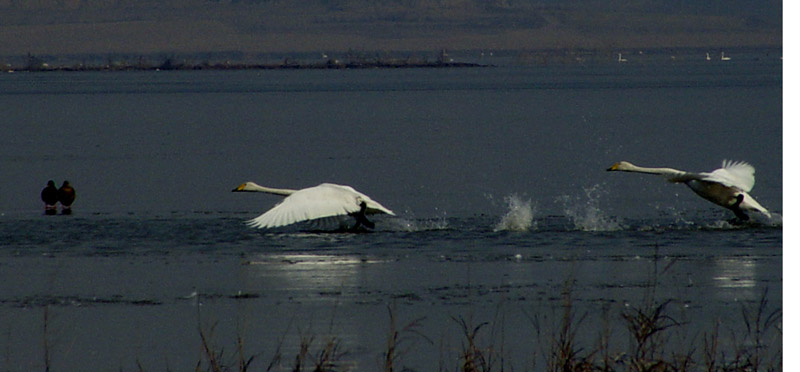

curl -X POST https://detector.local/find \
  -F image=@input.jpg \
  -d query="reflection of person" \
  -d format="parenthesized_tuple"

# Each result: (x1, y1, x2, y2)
(58, 181, 76, 215)
(41, 180, 58, 215)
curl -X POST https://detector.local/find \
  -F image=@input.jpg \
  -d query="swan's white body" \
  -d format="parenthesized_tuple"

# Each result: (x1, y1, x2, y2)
(233, 182, 395, 229)
(607, 160, 771, 220)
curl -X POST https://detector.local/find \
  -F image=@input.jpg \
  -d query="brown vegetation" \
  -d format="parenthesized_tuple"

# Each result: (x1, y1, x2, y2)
(182, 287, 781, 372)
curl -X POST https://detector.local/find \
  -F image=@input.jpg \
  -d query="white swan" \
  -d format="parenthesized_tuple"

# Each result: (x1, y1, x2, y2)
(607, 160, 771, 221)
(232, 182, 395, 229)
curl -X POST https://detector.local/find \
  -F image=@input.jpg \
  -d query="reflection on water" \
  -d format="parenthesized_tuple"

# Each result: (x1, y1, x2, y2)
(244, 254, 384, 296)
(712, 257, 757, 294)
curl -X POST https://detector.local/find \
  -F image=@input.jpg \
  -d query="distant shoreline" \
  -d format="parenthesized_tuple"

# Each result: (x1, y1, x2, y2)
(2, 46, 781, 73)
(3, 59, 489, 73)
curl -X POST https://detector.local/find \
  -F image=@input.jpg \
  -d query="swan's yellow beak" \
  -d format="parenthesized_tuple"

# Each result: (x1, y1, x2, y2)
(232, 183, 247, 192)
(607, 163, 621, 171)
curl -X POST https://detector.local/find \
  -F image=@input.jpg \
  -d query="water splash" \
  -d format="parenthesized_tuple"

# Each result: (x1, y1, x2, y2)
(705, 211, 783, 230)
(389, 210, 449, 232)
(765, 212, 783, 227)
(559, 184, 622, 232)
(494, 194, 535, 232)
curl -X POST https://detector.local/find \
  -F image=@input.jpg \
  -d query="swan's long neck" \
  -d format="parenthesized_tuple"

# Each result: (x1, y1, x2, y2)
(253, 186, 296, 196)
(609, 162, 691, 182)
(235, 182, 297, 196)
(625, 164, 685, 176)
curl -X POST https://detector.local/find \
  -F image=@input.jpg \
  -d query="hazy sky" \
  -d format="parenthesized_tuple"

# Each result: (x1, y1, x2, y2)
(0, 0, 782, 56)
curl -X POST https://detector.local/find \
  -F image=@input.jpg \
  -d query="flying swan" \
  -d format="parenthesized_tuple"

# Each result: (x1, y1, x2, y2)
(607, 160, 771, 221)
(232, 182, 395, 229)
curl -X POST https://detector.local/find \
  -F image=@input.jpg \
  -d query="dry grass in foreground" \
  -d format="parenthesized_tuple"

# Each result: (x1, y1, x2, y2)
(188, 284, 780, 372)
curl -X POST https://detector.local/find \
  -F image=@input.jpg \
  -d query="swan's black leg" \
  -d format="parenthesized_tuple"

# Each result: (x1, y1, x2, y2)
(733, 209, 749, 221)
(730, 194, 749, 223)
(352, 202, 375, 230)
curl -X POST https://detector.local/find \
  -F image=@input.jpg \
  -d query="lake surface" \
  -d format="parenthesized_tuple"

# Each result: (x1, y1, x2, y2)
(0, 55, 782, 371)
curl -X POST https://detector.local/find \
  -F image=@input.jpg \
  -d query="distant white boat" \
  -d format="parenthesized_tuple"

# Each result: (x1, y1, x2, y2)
(617, 53, 627, 63)
(721, 52, 731, 61)
(706, 53, 711, 61)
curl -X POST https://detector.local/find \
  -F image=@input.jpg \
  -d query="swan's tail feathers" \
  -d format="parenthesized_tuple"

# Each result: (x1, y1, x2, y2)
(739, 192, 771, 219)
(364, 200, 395, 216)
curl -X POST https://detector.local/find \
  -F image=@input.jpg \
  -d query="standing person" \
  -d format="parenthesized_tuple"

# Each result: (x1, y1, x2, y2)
(41, 180, 58, 215)
(58, 181, 76, 215)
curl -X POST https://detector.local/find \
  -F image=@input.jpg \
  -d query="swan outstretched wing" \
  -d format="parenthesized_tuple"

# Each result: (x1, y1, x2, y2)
(247, 185, 363, 229)
(247, 199, 354, 228)
(235, 182, 395, 229)
(701, 160, 756, 192)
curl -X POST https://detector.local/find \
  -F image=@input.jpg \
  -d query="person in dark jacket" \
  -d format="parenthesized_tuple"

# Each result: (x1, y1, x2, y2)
(41, 180, 58, 215)
(58, 181, 76, 215)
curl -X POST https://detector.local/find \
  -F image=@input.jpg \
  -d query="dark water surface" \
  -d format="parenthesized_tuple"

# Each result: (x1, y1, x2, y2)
(0, 59, 782, 371)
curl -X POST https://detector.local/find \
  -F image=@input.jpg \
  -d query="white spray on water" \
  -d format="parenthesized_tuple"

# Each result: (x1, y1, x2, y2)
(559, 184, 622, 232)
(390, 209, 449, 232)
(494, 194, 535, 232)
